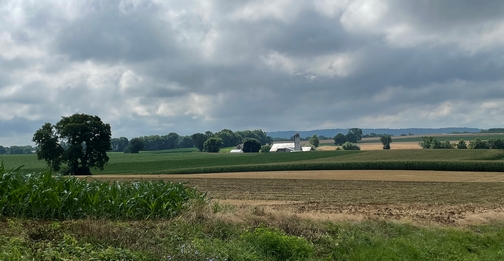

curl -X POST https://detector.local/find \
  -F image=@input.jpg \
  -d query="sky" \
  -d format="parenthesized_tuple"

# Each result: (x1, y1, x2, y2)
(1, 0, 504, 146)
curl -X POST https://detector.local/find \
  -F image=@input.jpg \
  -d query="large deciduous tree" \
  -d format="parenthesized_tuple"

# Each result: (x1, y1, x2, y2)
(126, 138, 145, 153)
(309, 135, 320, 148)
(380, 135, 392, 150)
(333, 133, 346, 146)
(111, 137, 129, 152)
(203, 137, 222, 153)
(178, 136, 194, 148)
(32, 114, 111, 175)
(242, 138, 261, 153)
(191, 133, 207, 151)
(346, 128, 363, 143)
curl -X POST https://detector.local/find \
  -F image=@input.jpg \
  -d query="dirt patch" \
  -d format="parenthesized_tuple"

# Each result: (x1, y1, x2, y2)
(89, 170, 504, 182)
(87, 171, 504, 225)
(215, 200, 504, 226)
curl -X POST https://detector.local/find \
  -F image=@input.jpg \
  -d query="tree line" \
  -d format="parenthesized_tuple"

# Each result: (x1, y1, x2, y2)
(115, 129, 274, 153)
(0, 145, 34, 155)
(420, 137, 504, 149)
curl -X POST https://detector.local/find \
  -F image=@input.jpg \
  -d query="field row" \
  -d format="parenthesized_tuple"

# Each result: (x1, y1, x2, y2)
(89, 172, 504, 225)
(2, 149, 504, 174)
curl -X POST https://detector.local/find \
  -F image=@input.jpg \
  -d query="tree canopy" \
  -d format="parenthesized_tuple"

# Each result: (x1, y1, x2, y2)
(32, 114, 111, 175)
(309, 135, 320, 148)
(380, 135, 392, 150)
(333, 133, 346, 146)
(191, 133, 208, 152)
(203, 137, 222, 153)
(346, 128, 363, 143)
(242, 138, 261, 153)
(126, 138, 145, 153)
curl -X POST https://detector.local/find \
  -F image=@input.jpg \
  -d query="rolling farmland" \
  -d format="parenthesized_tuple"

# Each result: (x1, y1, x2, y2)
(3, 137, 504, 259)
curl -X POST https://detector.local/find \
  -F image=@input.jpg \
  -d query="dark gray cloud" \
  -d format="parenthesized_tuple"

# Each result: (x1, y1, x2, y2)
(0, 0, 504, 146)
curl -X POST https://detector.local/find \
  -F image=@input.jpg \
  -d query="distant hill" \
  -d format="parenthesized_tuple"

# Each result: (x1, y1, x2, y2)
(267, 128, 482, 139)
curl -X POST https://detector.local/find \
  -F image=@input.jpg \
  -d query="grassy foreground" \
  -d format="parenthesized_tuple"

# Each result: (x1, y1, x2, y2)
(1, 149, 504, 175)
(2, 209, 504, 260)
(2, 166, 504, 260)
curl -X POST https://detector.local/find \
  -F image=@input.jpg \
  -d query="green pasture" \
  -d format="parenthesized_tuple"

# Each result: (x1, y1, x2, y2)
(2, 148, 504, 175)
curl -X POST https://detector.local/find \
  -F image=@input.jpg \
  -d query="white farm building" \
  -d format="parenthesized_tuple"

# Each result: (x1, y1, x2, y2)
(269, 133, 312, 152)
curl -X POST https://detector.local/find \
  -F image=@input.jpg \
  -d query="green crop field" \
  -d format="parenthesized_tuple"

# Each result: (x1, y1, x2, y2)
(2, 148, 504, 175)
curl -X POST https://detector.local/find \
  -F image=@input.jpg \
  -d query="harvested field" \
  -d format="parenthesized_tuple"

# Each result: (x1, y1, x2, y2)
(318, 141, 421, 150)
(90, 170, 504, 182)
(89, 170, 504, 225)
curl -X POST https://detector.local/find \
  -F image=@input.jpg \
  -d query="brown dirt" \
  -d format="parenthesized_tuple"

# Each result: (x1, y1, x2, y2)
(88, 171, 504, 225)
(89, 170, 504, 182)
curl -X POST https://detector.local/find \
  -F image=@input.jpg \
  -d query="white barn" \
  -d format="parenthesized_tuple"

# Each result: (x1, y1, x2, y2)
(269, 133, 312, 152)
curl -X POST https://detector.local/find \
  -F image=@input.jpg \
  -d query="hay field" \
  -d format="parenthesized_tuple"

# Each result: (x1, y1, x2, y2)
(317, 141, 421, 150)
(88, 170, 504, 225)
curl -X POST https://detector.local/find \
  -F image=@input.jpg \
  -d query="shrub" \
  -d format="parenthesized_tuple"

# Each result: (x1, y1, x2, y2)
(438, 141, 454, 149)
(241, 228, 313, 261)
(456, 139, 467, 149)
(487, 138, 504, 149)
(468, 139, 489, 149)
(260, 145, 271, 153)
(419, 136, 438, 149)
(342, 142, 360, 150)
(419, 137, 453, 149)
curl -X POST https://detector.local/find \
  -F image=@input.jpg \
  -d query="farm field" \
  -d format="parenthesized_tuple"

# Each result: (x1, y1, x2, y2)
(318, 141, 421, 150)
(4, 150, 504, 259)
(88, 170, 504, 225)
(2, 148, 504, 174)
(318, 132, 504, 146)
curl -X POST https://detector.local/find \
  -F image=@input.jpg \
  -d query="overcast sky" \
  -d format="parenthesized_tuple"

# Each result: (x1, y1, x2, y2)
(1, 0, 504, 146)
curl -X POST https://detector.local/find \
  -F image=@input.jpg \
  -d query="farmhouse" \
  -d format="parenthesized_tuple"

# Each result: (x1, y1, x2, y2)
(269, 133, 312, 152)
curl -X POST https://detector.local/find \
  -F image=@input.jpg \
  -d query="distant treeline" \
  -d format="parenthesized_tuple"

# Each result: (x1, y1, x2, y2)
(267, 127, 484, 139)
(419, 137, 504, 149)
(480, 128, 504, 133)
(0, 145, 34, 155)
(111, 129, 273, 153)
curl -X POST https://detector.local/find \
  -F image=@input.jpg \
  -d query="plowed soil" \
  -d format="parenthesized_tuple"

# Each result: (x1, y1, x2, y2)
(89, 170, 504, 225)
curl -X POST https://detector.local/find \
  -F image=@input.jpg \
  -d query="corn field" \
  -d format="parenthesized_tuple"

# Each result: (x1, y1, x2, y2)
(0, 163, 206, 220)
(165, 161, 504, 174)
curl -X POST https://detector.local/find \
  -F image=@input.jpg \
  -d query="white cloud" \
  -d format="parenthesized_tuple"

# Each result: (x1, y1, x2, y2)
(1, 0, 504, 145)
(262, 51, 358, 77)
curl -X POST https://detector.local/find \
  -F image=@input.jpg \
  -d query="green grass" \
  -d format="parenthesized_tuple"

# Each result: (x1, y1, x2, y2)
(2, 215, 504, 260)
(0, 150, 360, 174)
(2, 148, 504, 175)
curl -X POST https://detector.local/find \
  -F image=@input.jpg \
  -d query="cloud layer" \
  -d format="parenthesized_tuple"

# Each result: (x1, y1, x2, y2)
(1, 0, 504, 145)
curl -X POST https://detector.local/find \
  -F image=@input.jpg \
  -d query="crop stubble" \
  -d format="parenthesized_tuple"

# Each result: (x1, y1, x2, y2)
(90, 170, 504, 225)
